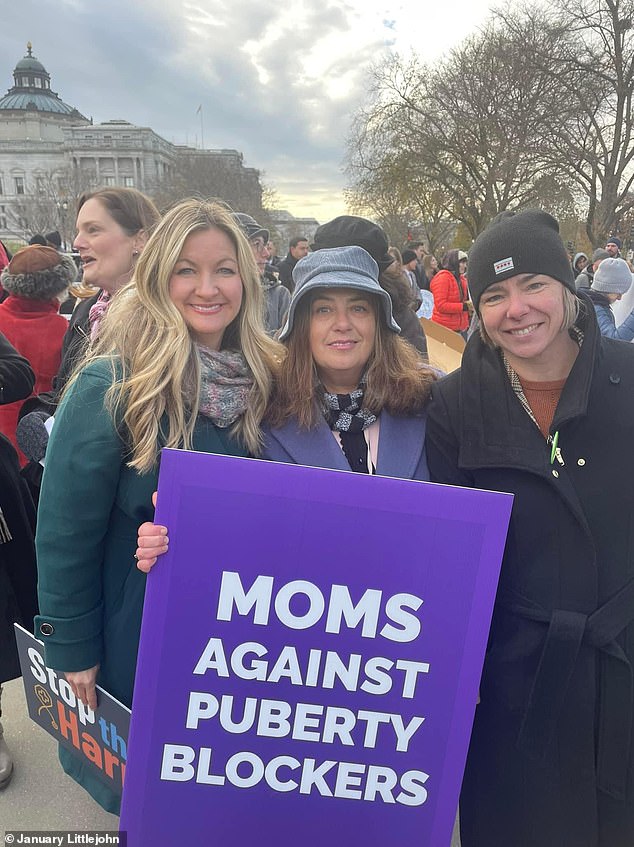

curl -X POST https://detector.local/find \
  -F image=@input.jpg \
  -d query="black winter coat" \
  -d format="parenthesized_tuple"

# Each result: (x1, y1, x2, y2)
(0, 435, 37, 683)
(0, 336, 36, 683)
(426, 298, 634, 847)
(0, 331, 34, 405)
(277, 252, 298, 292)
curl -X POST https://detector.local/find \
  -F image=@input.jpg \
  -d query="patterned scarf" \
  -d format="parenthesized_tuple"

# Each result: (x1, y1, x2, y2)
(321, 381, 376, 474)
(321, 382, 376, 433)
(88, 290, 111, 341)
(197, 345, 254, 428)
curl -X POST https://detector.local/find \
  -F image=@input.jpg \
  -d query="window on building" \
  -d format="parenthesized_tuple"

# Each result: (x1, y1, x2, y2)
(103, 135, 112, 147)
(103, 176, 115, 186)
(0, 206, 6, 230)
(123, 176, 135, 187)
(35, 176, 45, 195)
(34, 78, 42, 88)
(0, 177, 3, 195)
(14, 177, 25, 195)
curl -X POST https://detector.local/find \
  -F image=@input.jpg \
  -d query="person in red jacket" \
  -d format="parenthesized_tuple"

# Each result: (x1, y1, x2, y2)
(0, 246, 74, 462)
(431, 248, 472, 337)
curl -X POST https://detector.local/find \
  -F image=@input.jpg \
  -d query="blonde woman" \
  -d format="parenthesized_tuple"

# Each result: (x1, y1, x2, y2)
(34, 199, 280, 813)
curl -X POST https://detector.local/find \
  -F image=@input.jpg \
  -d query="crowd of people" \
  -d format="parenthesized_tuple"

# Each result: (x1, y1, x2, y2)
(0, 188, 633, 847)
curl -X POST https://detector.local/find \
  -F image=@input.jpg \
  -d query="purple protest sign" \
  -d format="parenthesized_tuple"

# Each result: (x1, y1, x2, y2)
(120, 451, 512, 846)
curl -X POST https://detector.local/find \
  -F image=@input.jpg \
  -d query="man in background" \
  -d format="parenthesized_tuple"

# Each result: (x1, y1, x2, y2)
(277, 236, 309, 293)
(233, 213, 290, 333)
(606, 235, 622, 257)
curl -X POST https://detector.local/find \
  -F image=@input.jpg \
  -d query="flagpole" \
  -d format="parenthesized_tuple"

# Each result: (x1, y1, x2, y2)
(199, 105, 204, 150)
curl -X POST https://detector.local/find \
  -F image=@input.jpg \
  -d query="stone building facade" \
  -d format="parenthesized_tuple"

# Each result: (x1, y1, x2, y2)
(0, 44, 265, 243)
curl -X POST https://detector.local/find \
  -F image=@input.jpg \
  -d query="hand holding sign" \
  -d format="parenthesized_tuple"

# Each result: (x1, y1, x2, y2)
(65, 664, 99, 711)
(136, 522, 168, 572)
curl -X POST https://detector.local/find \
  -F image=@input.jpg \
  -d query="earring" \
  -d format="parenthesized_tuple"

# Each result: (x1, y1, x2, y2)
(132, 250, 139, 257)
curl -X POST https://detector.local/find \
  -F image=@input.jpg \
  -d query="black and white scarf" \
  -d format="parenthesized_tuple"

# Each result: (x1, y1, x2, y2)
(321, 382, 376, 474)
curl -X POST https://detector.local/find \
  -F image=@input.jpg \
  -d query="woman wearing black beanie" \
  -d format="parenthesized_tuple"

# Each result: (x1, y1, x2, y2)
(426, 209, 634, 847)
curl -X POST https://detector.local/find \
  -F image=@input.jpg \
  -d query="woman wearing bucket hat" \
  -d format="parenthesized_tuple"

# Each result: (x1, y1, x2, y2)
(425, 209, 634, 847)
(135, 246, 436, 569)
(311, 216, 428, 356)
(261, 245, 435, 473)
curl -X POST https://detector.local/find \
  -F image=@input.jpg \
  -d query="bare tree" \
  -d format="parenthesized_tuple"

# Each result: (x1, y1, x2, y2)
(153, 151, 264, 218)
(7, 166, 96, 246)
(347, 23, 573, 240)
(499, 0, 634, 245)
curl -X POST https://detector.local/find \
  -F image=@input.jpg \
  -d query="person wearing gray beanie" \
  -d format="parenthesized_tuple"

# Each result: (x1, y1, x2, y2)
(576, 248, 609, 291)
(587, 256, 634, 340)
(425, 209, 634, 846)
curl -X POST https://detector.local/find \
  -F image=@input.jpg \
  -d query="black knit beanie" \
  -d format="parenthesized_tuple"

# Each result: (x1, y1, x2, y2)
(468, 209, 576, 313)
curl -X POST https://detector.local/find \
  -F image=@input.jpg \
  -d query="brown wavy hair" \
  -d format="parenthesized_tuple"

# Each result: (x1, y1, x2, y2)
(266, 291, 436, 430)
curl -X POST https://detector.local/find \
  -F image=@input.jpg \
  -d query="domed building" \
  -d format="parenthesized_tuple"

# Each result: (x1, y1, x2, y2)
(0, 44, 265, 245)
(0, 42, 90, 139)
(0, 43, 92, 242)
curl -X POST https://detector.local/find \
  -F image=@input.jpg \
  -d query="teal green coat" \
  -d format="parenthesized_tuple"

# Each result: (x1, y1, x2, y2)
(34, 360, 248, 813)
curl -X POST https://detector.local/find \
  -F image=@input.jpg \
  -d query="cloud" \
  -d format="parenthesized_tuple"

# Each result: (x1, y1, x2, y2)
(0, 0, 494, 221)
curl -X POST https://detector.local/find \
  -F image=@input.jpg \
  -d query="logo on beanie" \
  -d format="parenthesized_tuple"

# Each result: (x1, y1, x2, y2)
(494, 257, 514, 275)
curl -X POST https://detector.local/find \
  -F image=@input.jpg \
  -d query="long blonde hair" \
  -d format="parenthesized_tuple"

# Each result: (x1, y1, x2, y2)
(75, 199, 280, 471)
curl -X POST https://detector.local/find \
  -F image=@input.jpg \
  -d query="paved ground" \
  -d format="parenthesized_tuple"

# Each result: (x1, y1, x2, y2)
(2, 675, 461, 845)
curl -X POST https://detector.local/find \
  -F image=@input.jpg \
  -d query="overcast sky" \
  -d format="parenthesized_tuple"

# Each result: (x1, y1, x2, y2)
(1, 0, 496, 223)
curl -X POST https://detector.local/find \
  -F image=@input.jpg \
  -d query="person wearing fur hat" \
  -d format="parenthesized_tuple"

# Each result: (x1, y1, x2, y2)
(587, 257, 634, 340)
(0, 246, 74, 462)
(426, 209, 634, 847)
